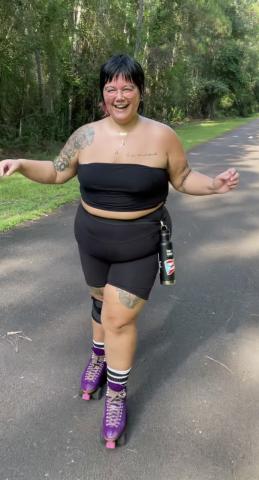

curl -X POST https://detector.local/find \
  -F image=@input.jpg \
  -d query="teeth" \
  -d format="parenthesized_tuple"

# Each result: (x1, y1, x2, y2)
(114, 105, 128, 109)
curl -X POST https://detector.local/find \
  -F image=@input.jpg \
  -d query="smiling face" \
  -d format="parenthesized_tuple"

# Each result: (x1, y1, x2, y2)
(103, 75, 141, 126)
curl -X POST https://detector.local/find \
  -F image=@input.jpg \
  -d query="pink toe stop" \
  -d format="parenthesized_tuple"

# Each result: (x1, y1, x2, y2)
(82, 392, 91, 401)
(106, 440, 116, 449)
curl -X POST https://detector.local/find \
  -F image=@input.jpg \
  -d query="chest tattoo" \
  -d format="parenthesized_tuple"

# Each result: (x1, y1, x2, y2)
(126, 152, 158, 158)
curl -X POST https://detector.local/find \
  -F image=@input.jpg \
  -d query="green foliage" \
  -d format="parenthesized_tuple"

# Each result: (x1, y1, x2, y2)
(219, 94, 235, 111)
(0, 0, 258, 148)
(198, 80, 229, 118)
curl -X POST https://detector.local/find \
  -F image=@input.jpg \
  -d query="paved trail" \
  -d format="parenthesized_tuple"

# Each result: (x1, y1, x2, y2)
(1, 119, 259, 480)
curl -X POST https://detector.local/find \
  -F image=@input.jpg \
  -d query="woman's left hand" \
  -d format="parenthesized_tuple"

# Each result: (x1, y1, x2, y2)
(212, 168, 239, 194)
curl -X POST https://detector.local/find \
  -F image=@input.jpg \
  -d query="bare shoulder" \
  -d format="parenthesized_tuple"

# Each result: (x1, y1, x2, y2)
(69, 122, 96, 149)
(54, 122, 97, 172)
(141, 117, 178, 143)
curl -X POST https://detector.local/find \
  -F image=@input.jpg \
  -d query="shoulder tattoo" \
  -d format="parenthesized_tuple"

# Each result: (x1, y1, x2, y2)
(74, 126, 95, 149)
(54, 126, 95, 172)
(116, 288, 143, 309)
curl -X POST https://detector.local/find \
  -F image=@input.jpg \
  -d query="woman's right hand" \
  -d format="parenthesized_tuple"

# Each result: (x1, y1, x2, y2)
(0, 159, 22, 177)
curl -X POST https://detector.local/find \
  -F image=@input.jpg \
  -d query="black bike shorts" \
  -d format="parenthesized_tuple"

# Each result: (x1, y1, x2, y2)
(74, 204, 171, 300)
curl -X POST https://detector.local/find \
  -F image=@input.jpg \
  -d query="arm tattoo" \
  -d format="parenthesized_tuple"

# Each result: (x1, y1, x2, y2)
(54, 126, 95, 172)
(116, 288, 143, 309)
(181, 167, 192, 189)
(53, 154, 70, 172)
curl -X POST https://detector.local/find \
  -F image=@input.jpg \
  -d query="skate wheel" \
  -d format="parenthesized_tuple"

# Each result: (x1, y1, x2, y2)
(82, 392, 91, 401)
(106, 440, 116, 449)
(91, 385, 105, 400)
(117, 431, 127, 446)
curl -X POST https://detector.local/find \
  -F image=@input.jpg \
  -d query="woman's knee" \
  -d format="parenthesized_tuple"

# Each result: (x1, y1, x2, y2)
(102, 311, 136, 333)
(101, 284, 145, 332)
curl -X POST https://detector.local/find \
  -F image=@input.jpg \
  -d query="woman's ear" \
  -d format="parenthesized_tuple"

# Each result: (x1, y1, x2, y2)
(99, 101, 109, 117)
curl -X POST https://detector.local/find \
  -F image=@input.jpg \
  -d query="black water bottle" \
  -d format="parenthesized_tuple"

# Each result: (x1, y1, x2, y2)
(159, 222, 176, 285)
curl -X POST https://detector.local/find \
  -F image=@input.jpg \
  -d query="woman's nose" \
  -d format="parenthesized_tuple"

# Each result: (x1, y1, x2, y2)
(115, 90, 124, 99)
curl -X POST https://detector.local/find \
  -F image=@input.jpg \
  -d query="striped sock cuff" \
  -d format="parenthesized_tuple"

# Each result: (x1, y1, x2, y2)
(93, 340, 105, 356)
(107, 366, 131, 386)
(93, 340, 105, 348)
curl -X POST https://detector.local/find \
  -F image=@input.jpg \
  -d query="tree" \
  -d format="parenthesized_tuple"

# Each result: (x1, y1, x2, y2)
(0, 0, 258, 147)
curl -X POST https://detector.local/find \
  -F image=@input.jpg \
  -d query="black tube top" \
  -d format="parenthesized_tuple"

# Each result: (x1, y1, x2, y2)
(77, 163, 169, 211)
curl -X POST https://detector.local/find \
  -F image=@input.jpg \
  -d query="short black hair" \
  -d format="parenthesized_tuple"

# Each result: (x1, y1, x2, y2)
(100, 54, 145, 101)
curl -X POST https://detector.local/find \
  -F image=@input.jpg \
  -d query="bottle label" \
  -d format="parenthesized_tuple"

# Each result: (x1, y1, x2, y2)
(164, 258, 175, 276)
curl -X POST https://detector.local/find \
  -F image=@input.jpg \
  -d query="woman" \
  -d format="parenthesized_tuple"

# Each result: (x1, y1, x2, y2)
(0, 54, 239, 449)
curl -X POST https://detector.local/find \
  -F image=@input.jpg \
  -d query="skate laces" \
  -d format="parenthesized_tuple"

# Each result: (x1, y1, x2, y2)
(84, 353, 105, 382)
(105, 388, 126, 428)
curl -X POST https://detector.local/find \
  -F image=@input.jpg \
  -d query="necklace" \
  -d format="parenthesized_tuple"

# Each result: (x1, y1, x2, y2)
(109, 115, 140, 161)
(114, 131, 129, 161)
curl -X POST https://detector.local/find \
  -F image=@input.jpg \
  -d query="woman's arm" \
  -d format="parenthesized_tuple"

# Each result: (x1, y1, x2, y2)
(166, 129, 239, 195)
(0, 158, 59, 183)
(0, 124, 94, 184)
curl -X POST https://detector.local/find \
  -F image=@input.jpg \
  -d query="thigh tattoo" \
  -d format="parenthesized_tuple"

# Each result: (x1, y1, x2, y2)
(116, 288, 142, 309)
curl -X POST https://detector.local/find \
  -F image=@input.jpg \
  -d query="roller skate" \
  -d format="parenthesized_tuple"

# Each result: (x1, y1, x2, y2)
(80, 351, 107, 401)
(101, 385, 127, 449)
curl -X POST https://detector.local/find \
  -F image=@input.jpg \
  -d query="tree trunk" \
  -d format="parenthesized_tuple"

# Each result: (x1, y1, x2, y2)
(134, 0, 145, 58)
(68, 0, 83, 132)
(34, 48, 44, 112)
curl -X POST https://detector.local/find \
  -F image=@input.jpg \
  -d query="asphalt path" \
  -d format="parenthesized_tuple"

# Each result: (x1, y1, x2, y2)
(1, 119, 259, 480)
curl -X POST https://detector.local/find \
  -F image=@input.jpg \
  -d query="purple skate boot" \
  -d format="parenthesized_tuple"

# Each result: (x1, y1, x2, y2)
(101, 386, 127, 449)
(80, 352, 106, 401)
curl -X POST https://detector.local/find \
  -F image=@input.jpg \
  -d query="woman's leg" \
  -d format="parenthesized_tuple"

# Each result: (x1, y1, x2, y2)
(102, 252, 158, 379)
(101, 284, 146, 446)
(102, 284, 146, 370)
(80, 286, 107, 400)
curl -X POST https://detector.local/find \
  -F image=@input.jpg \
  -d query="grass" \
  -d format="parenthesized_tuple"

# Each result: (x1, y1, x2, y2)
(175, 114, 259, 150)
(0, 114, 258, 231)
(0, 174, 80, 230)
